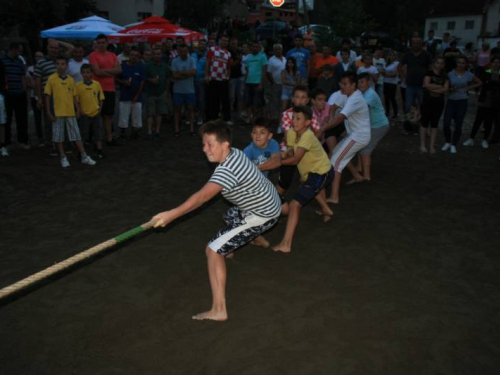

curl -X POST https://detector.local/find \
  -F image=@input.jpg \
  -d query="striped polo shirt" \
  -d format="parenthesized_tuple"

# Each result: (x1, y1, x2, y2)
(33, 57, 57, 91)
(209, 148, 281, 218)
(0, 55, 25, 94)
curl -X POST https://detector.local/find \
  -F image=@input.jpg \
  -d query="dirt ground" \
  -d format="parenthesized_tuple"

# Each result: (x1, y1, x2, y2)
(1, 99, 500, 375)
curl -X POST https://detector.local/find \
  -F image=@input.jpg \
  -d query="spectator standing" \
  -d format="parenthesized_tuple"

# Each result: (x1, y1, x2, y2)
(280, 56, 301, 111)
(0, 42, 29, 150)
(26, 51, 44, 146)
(266, 43, 287, 122)
(117, 43, 131, 63)
(382, 50, 399, 119)
(336, 39, 357, 63)
(34, 38, 74, 154)
(144, 48, 170, 139)
(228, 37, 244, 118)
(443, 41, 462, 73)
(399, 37, 433, 125)
(420, 57, 449, 153)
(67, 44, 88, 83)
(115, 49, 145, 139)
(424, 30, 439, 58)
(463, 57, 500, 149)
(334, 49, 356, 91)
(191, 39, 208, 126)
(307, 43, 321, 88)
(286, 35, 310, 81)
(372, 47, 386, 97)
(475, 43, 491, 78)
(89, 34, 122, 146)
(171, 44, 197, 136)
(205, 35, 232, 123)
(244, 41, 268, 124)
(442, 56, 482, 153)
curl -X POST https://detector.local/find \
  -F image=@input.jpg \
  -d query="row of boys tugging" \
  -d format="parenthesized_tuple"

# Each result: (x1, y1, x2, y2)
(152, 70, 386, 322)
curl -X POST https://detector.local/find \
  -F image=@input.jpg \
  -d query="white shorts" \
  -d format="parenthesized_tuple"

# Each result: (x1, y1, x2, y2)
(330, 135, 368, 173)
(119, 101, 142, 129)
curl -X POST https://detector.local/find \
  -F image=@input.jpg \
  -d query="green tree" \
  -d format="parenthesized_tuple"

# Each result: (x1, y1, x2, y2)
(0, 0, 95, 53)
(326, 0, 378, 39)
(164, 0, 229, 31)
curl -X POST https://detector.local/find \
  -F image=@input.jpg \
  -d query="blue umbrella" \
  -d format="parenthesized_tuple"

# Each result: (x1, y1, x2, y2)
(41, 16, 124, 40)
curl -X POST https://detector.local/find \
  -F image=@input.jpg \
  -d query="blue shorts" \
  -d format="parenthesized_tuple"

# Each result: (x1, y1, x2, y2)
(173, 92, 195, 107)
(293, 168, 334, 206)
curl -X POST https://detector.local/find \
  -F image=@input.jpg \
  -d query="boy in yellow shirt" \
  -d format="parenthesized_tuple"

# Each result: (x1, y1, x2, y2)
(44, 56, 96, 168)
(76, 64, 105, 158)
(273, 106, 334, 253)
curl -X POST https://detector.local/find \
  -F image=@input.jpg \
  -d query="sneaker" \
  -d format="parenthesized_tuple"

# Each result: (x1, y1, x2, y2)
(463, 138, 474, 146)
(441, 143, 451, 151)
(60, 156, 70, 168)
(97, 150, 104, 159)
(450, 145, 457, 154)
(19, 143, 31, 150)
(81, 155, 96, 165)
(1, 147, 9, 157)
(481, 140, 489, 149)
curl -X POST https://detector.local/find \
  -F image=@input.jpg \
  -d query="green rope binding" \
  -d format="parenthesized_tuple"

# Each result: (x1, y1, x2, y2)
(114, 226, 145, 244)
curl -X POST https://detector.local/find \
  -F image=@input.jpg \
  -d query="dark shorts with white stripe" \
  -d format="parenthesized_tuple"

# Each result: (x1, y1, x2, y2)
(293, 168, 334, 206)
(208, 207, 279, 256)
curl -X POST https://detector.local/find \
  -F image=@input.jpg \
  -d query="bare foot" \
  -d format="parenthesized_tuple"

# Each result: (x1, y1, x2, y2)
(345, 177, 364, 185)
(326, 197, 339, 204)
(251, 236, 270, 248)
(272, 243, 291, 253)
(315, 210, 333, 223)
(192, 309, 228, 321)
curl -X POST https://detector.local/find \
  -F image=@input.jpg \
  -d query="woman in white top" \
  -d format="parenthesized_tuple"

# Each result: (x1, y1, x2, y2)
(382, 50, 399, 119)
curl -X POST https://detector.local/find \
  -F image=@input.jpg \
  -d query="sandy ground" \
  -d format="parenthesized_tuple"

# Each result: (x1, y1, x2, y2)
(0, 97, 500, 374)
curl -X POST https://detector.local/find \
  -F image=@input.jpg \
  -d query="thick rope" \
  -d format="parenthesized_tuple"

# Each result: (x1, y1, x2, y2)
(0, 219, 157, 301)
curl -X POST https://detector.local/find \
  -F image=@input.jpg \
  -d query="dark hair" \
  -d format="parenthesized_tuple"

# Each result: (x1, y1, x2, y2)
(199, 120, 232, 145)
(80, 63, 92, 73)
(428, 29, 434, 34)
(310, 87, 327, 99)
(9, 42, 22, 50)
(294, 35, 304, 41)
(341, 38, 351, 45)
(178, 43, 188, 50)
(357, 72, 370, 82)
(341, 71, 357, 85)
(95, 34, 107, 41)
(292, 84, 309, 96)
(292, 105, 313, 120)
(56, 55, 68, 63)
(252, 117, 274, 133)
(286, 56, 297, 75)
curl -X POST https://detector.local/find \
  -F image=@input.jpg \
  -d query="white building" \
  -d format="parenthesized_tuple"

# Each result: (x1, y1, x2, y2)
(95, 0, 165, 26)
(425, 1, 500, 47)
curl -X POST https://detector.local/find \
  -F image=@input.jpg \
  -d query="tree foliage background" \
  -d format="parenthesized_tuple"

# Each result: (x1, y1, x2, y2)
(164, 0, 229, 31)
(0, 0, 96, 55)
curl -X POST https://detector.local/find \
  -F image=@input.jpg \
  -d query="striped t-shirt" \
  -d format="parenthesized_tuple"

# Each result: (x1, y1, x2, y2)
(0, 56, 25, 94)
(209, 148, 281, 218)
(33, 57, 57, 91)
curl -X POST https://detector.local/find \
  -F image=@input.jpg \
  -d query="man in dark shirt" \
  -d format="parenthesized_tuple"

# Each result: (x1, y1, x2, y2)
(400, 37, 433, 118)
(443, 41, 462, 72)
(0, 42, 29, 149)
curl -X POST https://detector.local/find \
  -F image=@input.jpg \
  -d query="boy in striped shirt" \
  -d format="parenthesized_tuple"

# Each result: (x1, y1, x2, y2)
(153, 120, 281, 321)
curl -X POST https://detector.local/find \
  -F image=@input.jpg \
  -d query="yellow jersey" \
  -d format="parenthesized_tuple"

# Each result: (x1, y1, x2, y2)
(76, 80, 104, 117)
(286, 128, 332, 181)
(44, 73, 77, 117)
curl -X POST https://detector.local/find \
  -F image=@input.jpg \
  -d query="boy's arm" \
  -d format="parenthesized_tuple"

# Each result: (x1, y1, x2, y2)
(133, 80, 145, 103)
(258, 152, 281, 171)
(317, 113, 347, 138)
(45, 94, 55, 121)
(74, 97, 81, 118)
(281, 147, 306, 166)
(153, 182, 222, 228)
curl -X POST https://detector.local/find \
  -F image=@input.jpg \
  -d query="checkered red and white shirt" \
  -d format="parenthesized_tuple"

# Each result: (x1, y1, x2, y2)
(206, 46, 232, 81)
(279, 108, 320, 151)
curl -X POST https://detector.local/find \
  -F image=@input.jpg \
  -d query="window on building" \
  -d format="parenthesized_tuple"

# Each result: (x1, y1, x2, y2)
(465, 20, 474, 29)
(430, 22, 438, 31)
(447, 21, 455, 30)
(137, 12, 151, 21)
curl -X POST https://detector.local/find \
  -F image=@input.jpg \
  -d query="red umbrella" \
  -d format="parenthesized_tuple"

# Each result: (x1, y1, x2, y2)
(108, 16, 204, 44)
